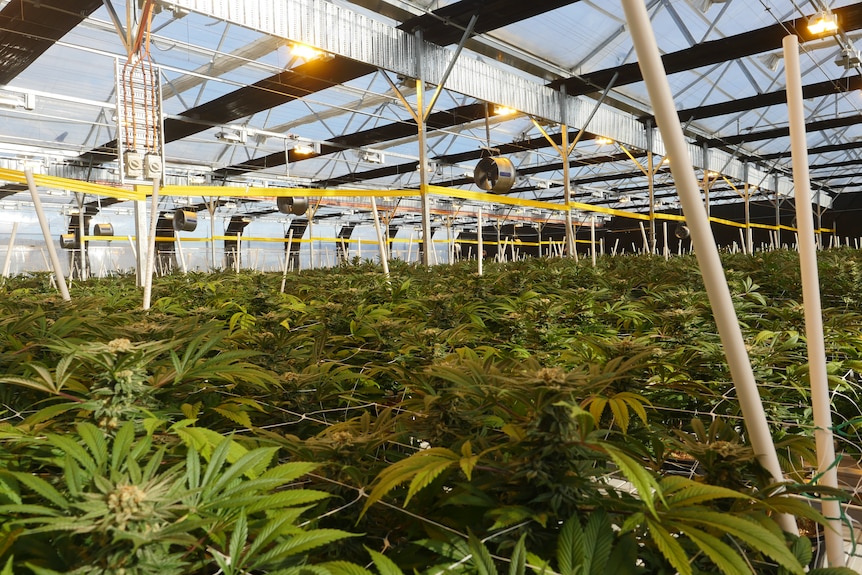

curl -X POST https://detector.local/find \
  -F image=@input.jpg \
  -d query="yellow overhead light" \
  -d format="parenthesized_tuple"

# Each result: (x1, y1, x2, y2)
(807, 10, 838, 35)
(293, 142, 319, 156)
(594, 136, 614, 145)
(493, 105, 517, 116)
(291, 43, 325, 60)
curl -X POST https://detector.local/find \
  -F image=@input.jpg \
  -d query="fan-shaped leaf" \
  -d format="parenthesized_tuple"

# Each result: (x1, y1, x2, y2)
(669, 509, 803, 574)
(5, 472, 68, 510)
(361, 448, 458, 515)
(677, 523, 751, 575)
(604, 444, 660, 518)
(661, 476, 750, 507)
(558, 514, 585, 575)
(646, 517, 691, 575)
(366, 547, 405, 575)
(584, 510, 614, 575)
(468, 530, 499, 575)
(253, 529, 356, 567)
(509, 534, 527, 575)
(406, 455, 457, 506)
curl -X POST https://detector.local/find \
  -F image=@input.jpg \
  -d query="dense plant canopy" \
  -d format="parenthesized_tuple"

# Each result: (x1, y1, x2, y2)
(1, 249, 861, 574)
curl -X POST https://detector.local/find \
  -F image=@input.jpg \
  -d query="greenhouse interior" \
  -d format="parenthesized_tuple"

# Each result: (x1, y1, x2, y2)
(3, 0, 862, 573)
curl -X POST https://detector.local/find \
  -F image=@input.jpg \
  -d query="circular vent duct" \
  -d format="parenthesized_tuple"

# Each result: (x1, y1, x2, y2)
(277, 197, 309, 216)
(173, 210, 198, 232)
(59, 233, 78, 249)
(674, 222, 691, 239)
(474, 156, 516, 193)
(93, 223, 114, 237)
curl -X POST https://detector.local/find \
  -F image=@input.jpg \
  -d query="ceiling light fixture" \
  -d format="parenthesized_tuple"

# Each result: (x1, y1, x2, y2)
(0, 91, 35, 110)
(807, 10, 839, 35)
(359, 149, 385, 164)
(493, 105, 517, 116)
(215, 129, 247, 144)
(835, 46, 861, 69)
(290, 43, 329, 61)
(292, 142, 320, 156)
(594, 136, 614, 145)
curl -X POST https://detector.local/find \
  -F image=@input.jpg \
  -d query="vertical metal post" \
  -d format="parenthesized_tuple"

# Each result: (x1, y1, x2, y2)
(663, 221, 669, 260)
(415, 31, 432, 267)
(76, 193, 87, 281)
(280, 229, 294, 293)
(370, 196, 390, 279)
(775, 174, 782, 248)
(477, 207, 484, 276)
(142, 175, 161, 310)
(308, 212, 315, 270)
(175, 235, 187, 273)
(590, 215, 597, 266)
(562, 131, 575, 258)
(784, 34, 844, 565)
(744, 182, 753, 255)
(816, 190, 823, 250)
(647, 122, 656, 254)
(25, 170, 70, 301)
(3, 221, 18, 278)
(622, 0, 797, 535)
(208, 198, 217, 270)
(133, 199, 148, 286)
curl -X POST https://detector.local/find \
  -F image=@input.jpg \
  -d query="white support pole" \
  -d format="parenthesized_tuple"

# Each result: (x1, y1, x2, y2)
(370, 196, 390, 280)
(3, 221, 18, 278)
(407, 230, 414, 263)
(308, 218, 315, 270)
(142, 176, 161, 310)
(280, 231, 294, 293)
(287, 229, 296, 272)
(477, 207, 484, 276)
(25, 170, 70, 301)
(133, 199, 148, 286)
(590, 215, 597, 267)
(175, 235, 187, 274)
(784, 34, 844, 565)
(663, 221, 669, 260)
(126, 235, 137, 269)
(234, 232, 242, 273)
(622, 0, 797, 535)
(739, 228, 747, 255)
(208, 198, 217, 271)
(639, 221, 649, 254)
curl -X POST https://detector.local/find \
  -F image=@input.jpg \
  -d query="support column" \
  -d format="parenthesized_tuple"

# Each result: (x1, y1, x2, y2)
(134, 199, 148, 286)
(647, 122, 656, 254)
(76, 193, 88, 280)
(775, 174, 782, 248)
(561, 113, 575, 257)
(784, 34, 844, 565)
(142, 176, 161, 310)
(622, 0, 797, 535)
(370, 196, 390, 280)
(25, 170, 70, 301)
(477, 207, 484, 276)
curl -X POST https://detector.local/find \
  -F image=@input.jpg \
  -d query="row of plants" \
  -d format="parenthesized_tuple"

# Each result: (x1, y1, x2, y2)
(1, 249, 861, 573)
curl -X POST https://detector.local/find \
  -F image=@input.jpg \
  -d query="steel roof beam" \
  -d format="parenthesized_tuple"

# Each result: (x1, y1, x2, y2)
(0, 0, 103, 84)
(77, 55, 375, 165)
(551, 3, 862, 96)
(397, 0, 581, 46)
(213, 101, 490, 178)
(701, 114, 862, 147)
